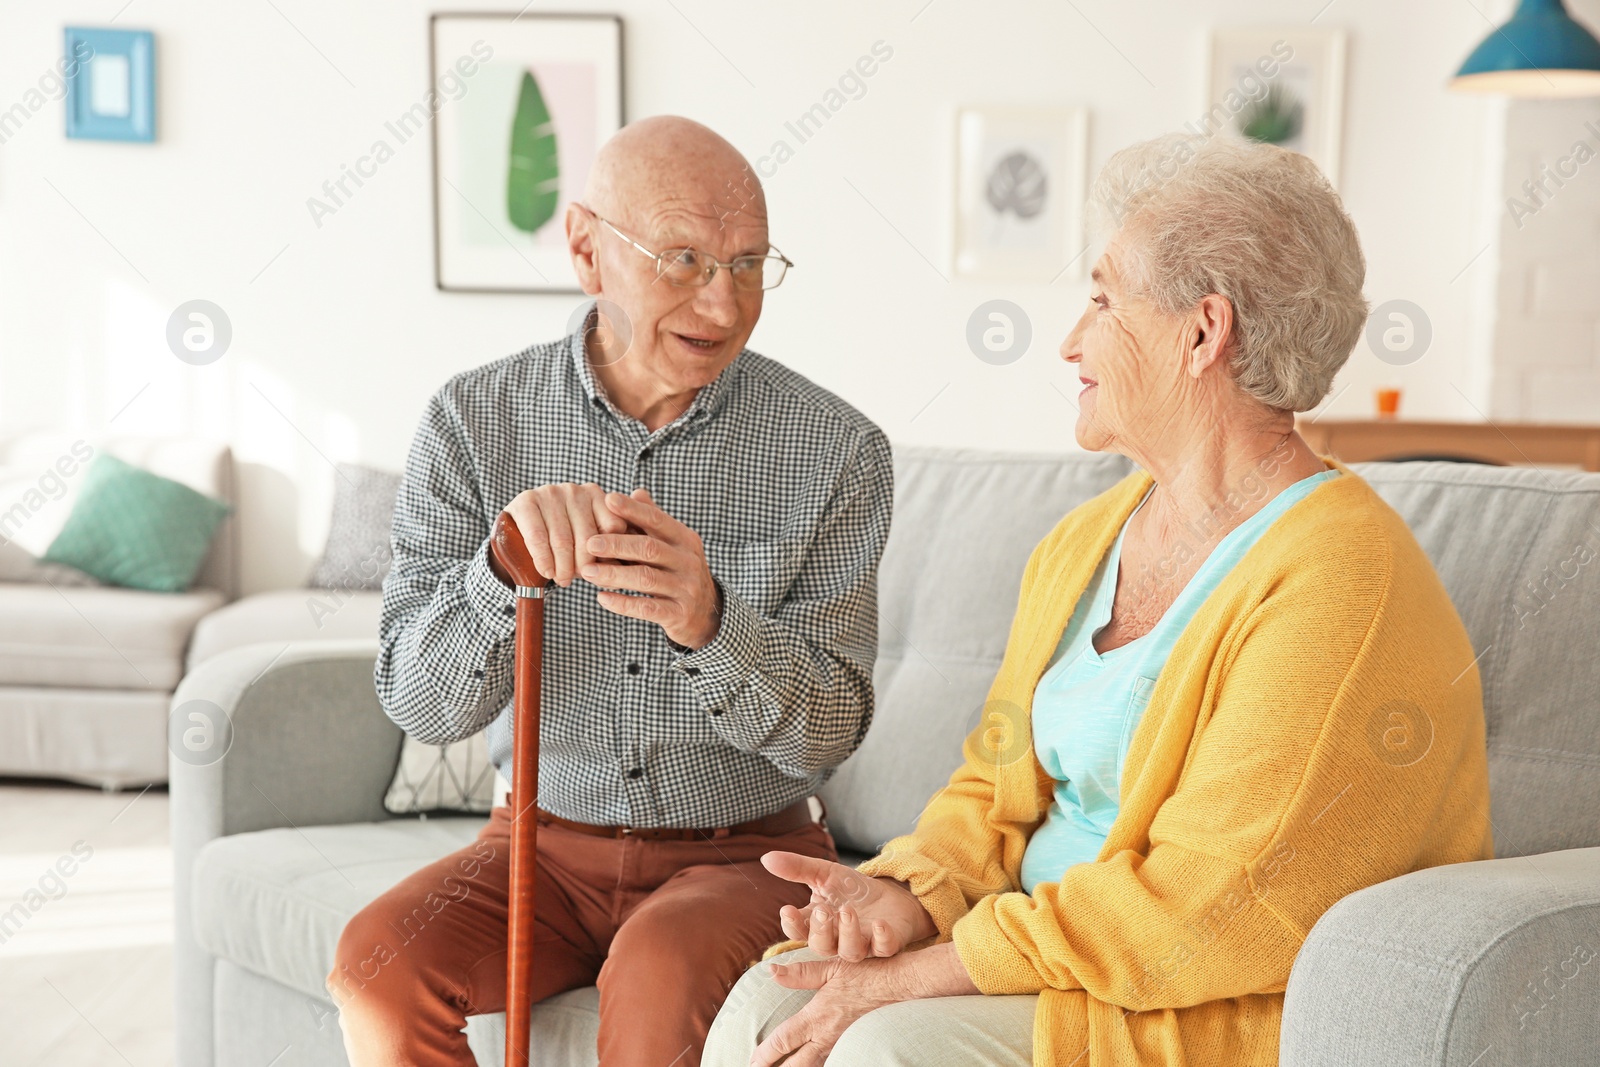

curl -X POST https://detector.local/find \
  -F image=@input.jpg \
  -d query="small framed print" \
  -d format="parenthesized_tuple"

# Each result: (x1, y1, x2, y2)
(1208, 28, 1346, 189)
(953, 106, 1088, 282)
(64, 27, 156, 143)
(431, 13, 624, 293)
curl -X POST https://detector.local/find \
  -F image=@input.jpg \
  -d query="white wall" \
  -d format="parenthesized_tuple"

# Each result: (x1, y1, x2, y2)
(0, 0, 1515, 593)
(1491, 81, 1600, 421)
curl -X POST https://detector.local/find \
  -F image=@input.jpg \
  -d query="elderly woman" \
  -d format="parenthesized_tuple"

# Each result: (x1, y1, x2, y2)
(701, 131, 1493, 1067)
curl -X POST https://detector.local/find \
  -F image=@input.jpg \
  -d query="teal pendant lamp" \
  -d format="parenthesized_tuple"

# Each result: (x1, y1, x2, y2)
(1453, 0, 1600, 96)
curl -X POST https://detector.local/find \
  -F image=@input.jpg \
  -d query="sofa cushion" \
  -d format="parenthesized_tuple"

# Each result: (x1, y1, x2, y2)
(0, 582, 223, 690)
(186, 588, 383, 672)
(42, 453, 232, 592)
(0, 539, 101, 586)
(819, 446, 1135, 856)
(192, 816, 486, 1001)
(1351, 461, 1600, 858)
(464, 983, 601, 1067)
(384, 731, 497, 817)
(309, 462, 400, 592)
(213, 946, 602, 1067)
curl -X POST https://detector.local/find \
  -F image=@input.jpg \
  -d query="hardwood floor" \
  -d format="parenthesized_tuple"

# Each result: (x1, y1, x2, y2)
(0, 778, 174, 1067)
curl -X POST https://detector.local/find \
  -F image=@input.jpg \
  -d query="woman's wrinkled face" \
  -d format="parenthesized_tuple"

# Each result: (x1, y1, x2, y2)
(1060, 234, 1190, 454)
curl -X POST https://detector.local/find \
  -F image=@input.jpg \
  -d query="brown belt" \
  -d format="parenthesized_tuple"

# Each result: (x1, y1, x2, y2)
(534, 797, 819, 841)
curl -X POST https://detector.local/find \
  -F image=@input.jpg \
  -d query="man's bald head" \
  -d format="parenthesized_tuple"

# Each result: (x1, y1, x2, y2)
(566, 117, 774, 418)
(583, 115, 766, 232)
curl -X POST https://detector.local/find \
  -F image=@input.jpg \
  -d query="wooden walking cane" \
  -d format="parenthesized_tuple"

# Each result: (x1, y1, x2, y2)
(490, 513, 552, 1067)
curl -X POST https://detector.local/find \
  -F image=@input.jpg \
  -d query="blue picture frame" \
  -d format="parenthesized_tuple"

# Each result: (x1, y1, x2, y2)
(64, 27, 156, 143)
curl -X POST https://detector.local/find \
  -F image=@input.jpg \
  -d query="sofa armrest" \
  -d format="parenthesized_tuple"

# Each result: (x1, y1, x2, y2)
(170, 638, 403, 841)
(170, 639, 403, 1067)
(1282, 847, 1600, 1067)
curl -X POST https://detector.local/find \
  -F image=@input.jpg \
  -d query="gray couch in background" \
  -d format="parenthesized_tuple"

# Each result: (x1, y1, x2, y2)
(170, 447, 1600, 1067)
(185, 588, 382, 674)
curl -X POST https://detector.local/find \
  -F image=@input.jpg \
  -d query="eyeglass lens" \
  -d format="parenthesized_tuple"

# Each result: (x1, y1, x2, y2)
(656, 249, 788, 290)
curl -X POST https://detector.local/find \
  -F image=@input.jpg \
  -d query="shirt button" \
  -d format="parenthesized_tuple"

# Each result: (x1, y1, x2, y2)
(638, 448, 652, 461)
(710, 709, 723, 716)
(626, 662, 641, 675)
(684, 667, 701, 677)
(472, 669, 484, 679)
(627, 768, 643, 779)
(502, 604, 514, 617)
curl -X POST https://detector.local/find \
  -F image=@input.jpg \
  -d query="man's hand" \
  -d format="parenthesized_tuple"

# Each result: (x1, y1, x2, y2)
(762, 851, 939, 961)
(581, 487, 723, 650)
(498, 483, 634, 588)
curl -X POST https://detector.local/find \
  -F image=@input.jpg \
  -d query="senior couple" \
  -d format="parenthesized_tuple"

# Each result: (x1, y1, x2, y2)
(327, 115, 1492, 1067)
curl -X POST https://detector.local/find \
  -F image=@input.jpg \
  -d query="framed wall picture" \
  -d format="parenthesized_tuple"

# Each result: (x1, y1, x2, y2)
(953, 106, 1088, 282)
(430, 13, 624, 293)
(1208, 27, 1346, 189)
(64, 27, 156, 143)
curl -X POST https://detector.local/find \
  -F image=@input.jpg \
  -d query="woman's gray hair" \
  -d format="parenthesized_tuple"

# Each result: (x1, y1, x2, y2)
(1086, 132, 1369, 413)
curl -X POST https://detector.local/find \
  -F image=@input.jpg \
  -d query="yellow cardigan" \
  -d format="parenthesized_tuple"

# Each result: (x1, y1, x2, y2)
(784, 456, 1493, 1066)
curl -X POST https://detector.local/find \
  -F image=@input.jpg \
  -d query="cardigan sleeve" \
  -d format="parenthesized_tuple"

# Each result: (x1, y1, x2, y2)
(946, 536, 1493, 1008)
(849, 729, 1034, 941)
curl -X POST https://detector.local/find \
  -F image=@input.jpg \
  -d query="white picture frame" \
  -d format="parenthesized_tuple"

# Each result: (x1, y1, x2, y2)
(1207, 27, 1346, 190)
(430, 13, 624, 293)
(952, 106, 1089, 282)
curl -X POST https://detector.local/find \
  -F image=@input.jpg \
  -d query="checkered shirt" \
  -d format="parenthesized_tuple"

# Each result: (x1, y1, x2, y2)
(375, 316, 894, 827)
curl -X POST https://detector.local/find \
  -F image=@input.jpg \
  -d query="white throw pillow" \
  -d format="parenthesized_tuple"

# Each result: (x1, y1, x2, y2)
(383, 731, 497, 816)
(0, 538, 103, 586)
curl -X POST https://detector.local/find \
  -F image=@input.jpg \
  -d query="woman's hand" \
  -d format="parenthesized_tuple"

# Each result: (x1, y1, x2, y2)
(751, 943, 980, 1067)
(761, 852, 938, 961)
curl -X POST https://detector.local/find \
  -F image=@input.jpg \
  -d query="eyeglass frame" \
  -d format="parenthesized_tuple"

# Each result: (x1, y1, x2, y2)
(574, 202, 793, 290)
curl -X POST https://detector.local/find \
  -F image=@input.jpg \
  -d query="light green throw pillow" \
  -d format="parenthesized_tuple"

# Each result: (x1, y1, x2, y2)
(42, 453, 231, 592)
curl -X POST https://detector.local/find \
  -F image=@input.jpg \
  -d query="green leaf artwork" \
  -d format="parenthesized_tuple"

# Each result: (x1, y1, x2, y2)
(507, 69, 559, 233)
(1237, 83, 1304, 146)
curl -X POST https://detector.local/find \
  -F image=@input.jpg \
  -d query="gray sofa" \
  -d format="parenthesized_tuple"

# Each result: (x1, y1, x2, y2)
(170, 448, 1600, 1067)
(185, 588, 383, 674)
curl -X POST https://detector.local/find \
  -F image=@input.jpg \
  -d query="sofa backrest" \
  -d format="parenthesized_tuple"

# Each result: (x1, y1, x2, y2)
(820, 446, 1134, 854)
(0, 429, 239, 599)
(821, 449, 1600, 863)
(1351, 460, 1600, 859)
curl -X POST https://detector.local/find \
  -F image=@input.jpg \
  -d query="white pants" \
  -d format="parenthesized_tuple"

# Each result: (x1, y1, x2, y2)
(702, 948, 1039, 1067)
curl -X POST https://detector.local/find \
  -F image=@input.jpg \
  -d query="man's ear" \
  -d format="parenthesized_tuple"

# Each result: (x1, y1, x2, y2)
(567, 203, 603, 295)
(1188, 293, 1235, 378)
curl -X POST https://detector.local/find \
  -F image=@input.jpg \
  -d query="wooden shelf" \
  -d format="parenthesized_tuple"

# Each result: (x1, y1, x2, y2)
(1294, 418, 1600, 472)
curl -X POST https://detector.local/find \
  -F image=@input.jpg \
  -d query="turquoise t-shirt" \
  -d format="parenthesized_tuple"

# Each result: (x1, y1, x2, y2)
(1019, 466, 1342, 894)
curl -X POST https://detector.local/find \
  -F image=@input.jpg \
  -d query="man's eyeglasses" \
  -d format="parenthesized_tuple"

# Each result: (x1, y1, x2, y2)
(577, 203, 792, 291)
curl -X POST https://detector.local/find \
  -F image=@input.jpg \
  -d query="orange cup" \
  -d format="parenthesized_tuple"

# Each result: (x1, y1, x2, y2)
(1375, 387, 1402, 419)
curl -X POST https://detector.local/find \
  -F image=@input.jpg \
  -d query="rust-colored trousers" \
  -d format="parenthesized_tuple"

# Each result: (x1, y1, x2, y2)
(325, 803, 837, 1067)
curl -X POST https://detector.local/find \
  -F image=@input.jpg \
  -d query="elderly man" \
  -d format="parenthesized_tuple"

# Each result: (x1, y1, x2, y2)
(324, 116, 893, 1066)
